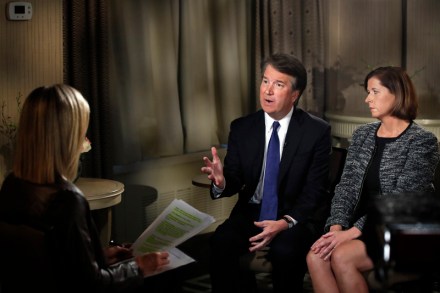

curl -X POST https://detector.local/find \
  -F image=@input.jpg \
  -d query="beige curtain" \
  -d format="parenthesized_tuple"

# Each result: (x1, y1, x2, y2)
(180, 0, 251, 152)
(109, 0, 183, 164)
(254, 0, 325, 117)
(108, 0, 250, 165)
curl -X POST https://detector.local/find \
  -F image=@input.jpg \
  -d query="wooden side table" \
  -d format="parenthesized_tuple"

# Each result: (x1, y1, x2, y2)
(75, 177, 124, 246)
(191, 174, 212, 188)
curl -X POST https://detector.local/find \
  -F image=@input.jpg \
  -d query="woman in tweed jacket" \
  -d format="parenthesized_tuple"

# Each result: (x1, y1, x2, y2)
(306, 67, 440, 293)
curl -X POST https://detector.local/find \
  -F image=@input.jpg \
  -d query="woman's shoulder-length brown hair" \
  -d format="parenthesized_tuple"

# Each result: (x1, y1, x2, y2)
(364, 66, 418, 121)
(13, 84, 90, 184)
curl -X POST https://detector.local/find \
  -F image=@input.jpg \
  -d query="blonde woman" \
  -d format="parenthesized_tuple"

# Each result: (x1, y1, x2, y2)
(0, 84, 169, 292)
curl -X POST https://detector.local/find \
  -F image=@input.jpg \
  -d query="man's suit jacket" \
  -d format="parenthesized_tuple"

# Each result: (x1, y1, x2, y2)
(212, 108, 332, 231)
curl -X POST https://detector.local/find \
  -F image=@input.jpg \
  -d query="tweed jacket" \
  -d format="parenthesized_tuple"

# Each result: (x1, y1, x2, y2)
(325, 121, 440, 232)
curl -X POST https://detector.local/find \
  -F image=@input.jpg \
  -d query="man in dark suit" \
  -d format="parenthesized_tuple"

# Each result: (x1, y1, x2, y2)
(201, 53, 332, 293)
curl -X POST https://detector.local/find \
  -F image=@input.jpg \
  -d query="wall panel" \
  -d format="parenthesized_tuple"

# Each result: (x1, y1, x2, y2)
(0, 0, 63, 180)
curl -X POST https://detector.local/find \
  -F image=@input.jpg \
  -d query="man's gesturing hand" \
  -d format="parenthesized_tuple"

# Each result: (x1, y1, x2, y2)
(201, 147, 225, 189)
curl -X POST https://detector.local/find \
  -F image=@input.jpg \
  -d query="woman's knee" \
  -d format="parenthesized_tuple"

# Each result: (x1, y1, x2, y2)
(330, 245, 349, 265)
(306, 251, 319, 267)
(306, 250, 320, 269)
(330, 243, 359, 273)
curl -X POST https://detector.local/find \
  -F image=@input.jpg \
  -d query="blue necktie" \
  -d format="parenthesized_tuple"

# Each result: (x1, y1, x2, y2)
(259, 121, 280, 221)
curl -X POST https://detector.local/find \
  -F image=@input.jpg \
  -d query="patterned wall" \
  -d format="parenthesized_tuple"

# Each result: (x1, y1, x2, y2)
(0, 0, 63, 180)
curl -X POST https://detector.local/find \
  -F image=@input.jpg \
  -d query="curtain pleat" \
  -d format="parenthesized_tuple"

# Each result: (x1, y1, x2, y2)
(107, 0, 250, 165)
(63, 0, 113, 178)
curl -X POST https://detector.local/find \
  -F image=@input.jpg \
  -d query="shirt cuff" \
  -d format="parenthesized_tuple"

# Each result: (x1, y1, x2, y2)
(212, 181, 225, 198)
(283, 215, 298, 226)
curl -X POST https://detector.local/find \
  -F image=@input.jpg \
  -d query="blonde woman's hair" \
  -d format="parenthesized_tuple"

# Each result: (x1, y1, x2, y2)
(13, 84, 90, 184)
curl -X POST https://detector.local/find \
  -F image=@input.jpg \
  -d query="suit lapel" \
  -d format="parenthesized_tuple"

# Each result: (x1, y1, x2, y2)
(250, 113, 266, 181)
(278, 109, 305, 181)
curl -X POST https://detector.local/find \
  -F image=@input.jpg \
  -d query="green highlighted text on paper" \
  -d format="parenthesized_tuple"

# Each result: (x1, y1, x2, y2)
(132, 199, 215, 255)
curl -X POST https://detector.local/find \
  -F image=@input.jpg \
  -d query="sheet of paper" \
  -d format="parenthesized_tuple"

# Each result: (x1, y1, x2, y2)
(131, 199, 215, 275)
(111, 247, 196, 278)
(145, 247, 196, 278)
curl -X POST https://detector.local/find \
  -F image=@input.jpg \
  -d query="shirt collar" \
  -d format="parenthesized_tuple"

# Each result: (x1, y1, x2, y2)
(264, 107, 293, 133)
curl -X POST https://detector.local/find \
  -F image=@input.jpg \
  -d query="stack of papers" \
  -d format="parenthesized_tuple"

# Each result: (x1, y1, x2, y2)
(131, 199, 216, 275)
